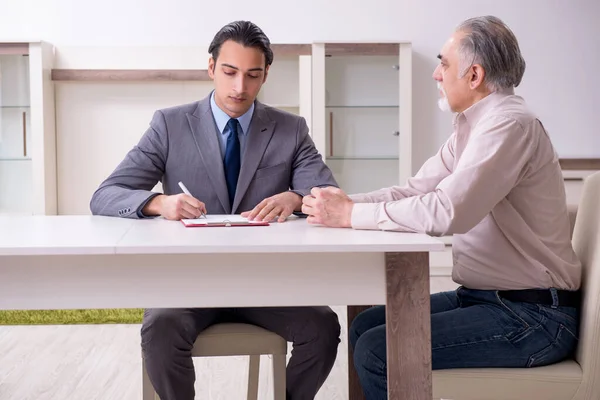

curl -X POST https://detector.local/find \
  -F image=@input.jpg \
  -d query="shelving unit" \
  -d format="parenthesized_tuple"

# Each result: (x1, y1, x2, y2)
(0, 50, 31, 214)
(311, 42, 412, 194)
(0, 42, 56, 215)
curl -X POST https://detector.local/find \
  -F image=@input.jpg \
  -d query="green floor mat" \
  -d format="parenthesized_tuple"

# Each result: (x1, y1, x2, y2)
(0, 309, 144, 325)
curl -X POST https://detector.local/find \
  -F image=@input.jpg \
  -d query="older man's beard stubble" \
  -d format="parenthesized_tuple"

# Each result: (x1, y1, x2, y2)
(437, 82, 451, 112)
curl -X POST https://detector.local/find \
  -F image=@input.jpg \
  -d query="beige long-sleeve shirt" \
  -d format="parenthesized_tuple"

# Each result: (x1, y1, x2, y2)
(350, 89, 581, 290)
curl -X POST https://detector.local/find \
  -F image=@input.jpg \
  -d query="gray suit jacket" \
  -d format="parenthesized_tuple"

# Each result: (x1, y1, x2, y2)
(90, 95, 337, 217)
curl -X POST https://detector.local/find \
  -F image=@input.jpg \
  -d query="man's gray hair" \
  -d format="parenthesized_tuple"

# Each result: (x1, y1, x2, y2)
(456, 16, 526, 91)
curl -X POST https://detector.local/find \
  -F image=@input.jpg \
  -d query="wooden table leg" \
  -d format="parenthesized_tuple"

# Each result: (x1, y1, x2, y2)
(347, 305, 370, 400)
(386, 252, 431, 400)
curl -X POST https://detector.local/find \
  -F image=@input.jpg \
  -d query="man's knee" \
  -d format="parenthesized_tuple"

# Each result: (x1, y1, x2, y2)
(324, 307, 342, 342)
(141, 308, 195, 354)
(353, 336, 369, 373)
(301, 307, 341, 352)
(353, 328, 386, 376)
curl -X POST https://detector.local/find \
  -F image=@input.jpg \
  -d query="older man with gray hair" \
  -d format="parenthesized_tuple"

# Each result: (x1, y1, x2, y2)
(301, 15, 581, 398)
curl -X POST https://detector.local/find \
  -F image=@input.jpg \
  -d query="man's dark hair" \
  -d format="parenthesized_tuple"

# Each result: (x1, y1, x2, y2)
(209, 21, 274, 67)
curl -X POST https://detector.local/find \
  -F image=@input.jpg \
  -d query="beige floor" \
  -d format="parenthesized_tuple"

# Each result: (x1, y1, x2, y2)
(0, 277, 459, 400)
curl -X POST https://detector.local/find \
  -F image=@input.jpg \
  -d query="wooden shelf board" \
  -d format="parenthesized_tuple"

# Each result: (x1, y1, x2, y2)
(559, 158, 600, 170)
(263, 104, 299, 108)
(325, 43, 400, 56)
(51, 69, 211, 81)
(0, 43, 29, 55)
(272, 44, 311, 56)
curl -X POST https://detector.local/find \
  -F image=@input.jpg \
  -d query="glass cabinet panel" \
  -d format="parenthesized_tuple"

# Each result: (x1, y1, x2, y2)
(0, 52, 32, 214)
(321, 44, 403, 195)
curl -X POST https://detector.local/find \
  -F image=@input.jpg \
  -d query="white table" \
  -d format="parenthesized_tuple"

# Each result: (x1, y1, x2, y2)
(0, 215, 444, 400)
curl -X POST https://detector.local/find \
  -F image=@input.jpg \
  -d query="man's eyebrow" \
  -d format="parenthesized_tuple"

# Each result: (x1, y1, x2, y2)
(221, 63, 264, 72)
(437, 54, 448, 63)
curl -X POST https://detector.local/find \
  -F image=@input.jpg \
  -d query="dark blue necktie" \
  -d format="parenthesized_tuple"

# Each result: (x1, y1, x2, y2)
(224, 118, 241, 206)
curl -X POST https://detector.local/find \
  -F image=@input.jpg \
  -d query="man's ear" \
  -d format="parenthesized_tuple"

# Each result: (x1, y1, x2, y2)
(263, 64, 270, 83)
(470, 64, 485, 89)
(208, 57, 216, 79)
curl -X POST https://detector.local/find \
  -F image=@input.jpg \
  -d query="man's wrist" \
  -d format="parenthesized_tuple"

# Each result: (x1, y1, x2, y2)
(143, 194, 166, 216)
(286, 190, 303, 211)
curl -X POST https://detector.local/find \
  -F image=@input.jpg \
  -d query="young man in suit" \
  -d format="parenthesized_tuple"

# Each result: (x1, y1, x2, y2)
(90, 20, 340, 400)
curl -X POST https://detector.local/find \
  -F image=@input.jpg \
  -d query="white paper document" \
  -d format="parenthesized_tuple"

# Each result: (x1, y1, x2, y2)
(181, 214, 270, 227)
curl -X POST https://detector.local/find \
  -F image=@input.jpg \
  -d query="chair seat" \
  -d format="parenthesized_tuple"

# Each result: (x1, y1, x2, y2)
(191, 323, 288, 358)
(433, 360, 583, 400)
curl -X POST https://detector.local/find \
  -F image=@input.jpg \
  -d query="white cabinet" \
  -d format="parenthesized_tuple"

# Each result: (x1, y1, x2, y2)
(0, 42, 56, 216)
(0, 50, 31, 214)
(310, 42, 413, 194)
(0, 54, 31, 159)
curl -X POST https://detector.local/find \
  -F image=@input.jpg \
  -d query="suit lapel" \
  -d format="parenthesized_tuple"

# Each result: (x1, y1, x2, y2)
(187, 97, 231, 212)
(232, 102, 276, 212)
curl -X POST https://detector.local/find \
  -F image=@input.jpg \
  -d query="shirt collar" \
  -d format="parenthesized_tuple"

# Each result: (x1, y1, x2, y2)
(453, 87, 515, 127)
(210, 90, 254, 135)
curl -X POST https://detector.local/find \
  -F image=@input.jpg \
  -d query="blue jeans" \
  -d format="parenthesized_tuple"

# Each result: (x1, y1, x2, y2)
(349, 286, 580, 400)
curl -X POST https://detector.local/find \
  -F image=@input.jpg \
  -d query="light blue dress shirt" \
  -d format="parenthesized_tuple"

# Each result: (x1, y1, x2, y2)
(210, 91, 255, 160)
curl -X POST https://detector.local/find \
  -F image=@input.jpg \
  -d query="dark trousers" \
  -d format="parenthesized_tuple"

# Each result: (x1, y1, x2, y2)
(141, 306, 341, 400)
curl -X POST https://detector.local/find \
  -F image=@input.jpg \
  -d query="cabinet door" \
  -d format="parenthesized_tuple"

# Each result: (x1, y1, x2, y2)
(0, 54, 30, 159)
(0, 51, 32, 214)
(312, 43, 412, 195)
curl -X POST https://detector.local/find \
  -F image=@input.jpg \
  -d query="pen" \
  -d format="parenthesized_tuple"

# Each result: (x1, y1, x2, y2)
(178, 181, 206, 218)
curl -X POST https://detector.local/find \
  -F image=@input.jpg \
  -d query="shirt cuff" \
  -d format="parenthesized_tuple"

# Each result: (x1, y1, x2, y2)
(350, 202, 382, 230)
(348, 193, 369, 203)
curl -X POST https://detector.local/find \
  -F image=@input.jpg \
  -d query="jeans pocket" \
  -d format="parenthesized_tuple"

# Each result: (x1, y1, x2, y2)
(526, 324, 578, 367)
(494, 292, 531, 329)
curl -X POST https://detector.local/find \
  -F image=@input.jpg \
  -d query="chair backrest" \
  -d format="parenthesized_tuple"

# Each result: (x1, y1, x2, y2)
(572, 171, 600, 398)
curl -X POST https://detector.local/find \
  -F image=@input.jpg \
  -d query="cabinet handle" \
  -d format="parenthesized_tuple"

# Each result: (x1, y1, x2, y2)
(22, 111, 27, 157)
(392, 65, 400, 70)
(329, 111, 333, 157)
(392, 131, 399, 136)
